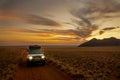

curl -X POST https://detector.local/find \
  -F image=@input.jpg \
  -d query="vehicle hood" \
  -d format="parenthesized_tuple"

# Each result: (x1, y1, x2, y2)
(27, 54, 44, 57)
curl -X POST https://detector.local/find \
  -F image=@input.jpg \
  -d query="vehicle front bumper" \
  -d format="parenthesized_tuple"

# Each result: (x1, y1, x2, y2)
(27, 57, 46, 64)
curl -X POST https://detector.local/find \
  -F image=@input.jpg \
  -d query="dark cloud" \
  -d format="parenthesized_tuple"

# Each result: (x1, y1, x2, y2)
(0, 0, 17, 10)
(75, 0, 120, 15)
(38, 28, 90, 39)
(69, 25, 98, 38)
(70, 0, 120, 21)
(70, 10, 93, 28)
(23, 14, 61, 26)
(103, 27, 116, 31)
(67, 17, 98, 38)
(69, 0, 120, 38)
(69, 29, 91, 38)
(99, 30, 104, 35)
(70, 1, 102, 38)
(70, 0, 120, 24)
(0, 0, 68, 14)
(0, 10, 61, 27)
(99, 26, 120, 35)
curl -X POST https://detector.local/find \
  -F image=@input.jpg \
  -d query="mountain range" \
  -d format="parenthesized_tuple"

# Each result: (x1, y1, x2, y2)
(79, 37, 120, 47)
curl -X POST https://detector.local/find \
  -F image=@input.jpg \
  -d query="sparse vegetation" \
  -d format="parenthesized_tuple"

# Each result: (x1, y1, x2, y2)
(0, 46, 119, 80)
(44, 47, 120, 80)
(0, 47, 22, 80)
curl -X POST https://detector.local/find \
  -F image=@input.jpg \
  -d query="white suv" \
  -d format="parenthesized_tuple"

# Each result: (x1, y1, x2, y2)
(27, 45, 46, 65)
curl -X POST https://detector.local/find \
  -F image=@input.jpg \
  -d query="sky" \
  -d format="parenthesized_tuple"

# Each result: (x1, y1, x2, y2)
(0, 0, 120, 46)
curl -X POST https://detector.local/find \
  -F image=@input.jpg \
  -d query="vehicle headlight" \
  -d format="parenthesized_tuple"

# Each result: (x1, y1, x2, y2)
(41, 55, 45, 59)
(28, 56, 33, 60)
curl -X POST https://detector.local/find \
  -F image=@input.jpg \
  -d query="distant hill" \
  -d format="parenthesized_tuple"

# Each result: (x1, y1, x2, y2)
(79, 37, 120, 47)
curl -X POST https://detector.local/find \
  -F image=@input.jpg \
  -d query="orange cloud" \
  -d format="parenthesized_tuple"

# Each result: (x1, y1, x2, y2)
(0, 10, 21, 20)
(0, 27, 83, 45)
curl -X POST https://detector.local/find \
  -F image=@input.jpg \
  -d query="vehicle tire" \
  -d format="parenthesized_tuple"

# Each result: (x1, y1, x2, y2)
(27, 61, 30, 66)
(42, 61, 46, 65)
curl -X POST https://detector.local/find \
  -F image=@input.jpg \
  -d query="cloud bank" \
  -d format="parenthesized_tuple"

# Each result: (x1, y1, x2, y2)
(69, 0, 120, 38)
(23, 14, 61, 26)
(0, 10, 61, 27)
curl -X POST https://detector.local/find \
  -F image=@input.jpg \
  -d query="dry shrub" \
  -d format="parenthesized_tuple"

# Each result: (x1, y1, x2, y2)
(0, 47, 23, 80)
(44, 47, 120, 80)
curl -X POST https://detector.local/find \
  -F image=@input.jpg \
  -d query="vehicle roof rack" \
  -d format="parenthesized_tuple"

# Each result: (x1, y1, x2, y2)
(29, 45, 41, 49)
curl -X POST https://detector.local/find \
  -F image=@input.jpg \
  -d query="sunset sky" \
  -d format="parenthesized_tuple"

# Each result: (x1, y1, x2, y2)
(0, 0, 120, 46)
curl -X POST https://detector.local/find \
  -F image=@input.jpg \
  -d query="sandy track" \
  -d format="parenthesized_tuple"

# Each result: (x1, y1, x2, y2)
(14, 50, 73, 80)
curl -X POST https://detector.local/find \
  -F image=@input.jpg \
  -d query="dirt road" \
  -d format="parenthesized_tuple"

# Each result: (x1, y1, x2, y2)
(14, 49, 73, 80)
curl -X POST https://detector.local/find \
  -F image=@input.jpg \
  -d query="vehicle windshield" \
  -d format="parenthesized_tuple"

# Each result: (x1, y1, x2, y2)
(29, 49, 41, 54)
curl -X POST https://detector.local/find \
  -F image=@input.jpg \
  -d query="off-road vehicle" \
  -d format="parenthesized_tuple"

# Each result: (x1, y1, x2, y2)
(27, 45, 46, 65)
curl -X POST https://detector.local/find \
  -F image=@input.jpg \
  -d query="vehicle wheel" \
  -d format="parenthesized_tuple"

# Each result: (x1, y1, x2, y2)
(42, 61, 46, 65)
(27, 61, 30, 66)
